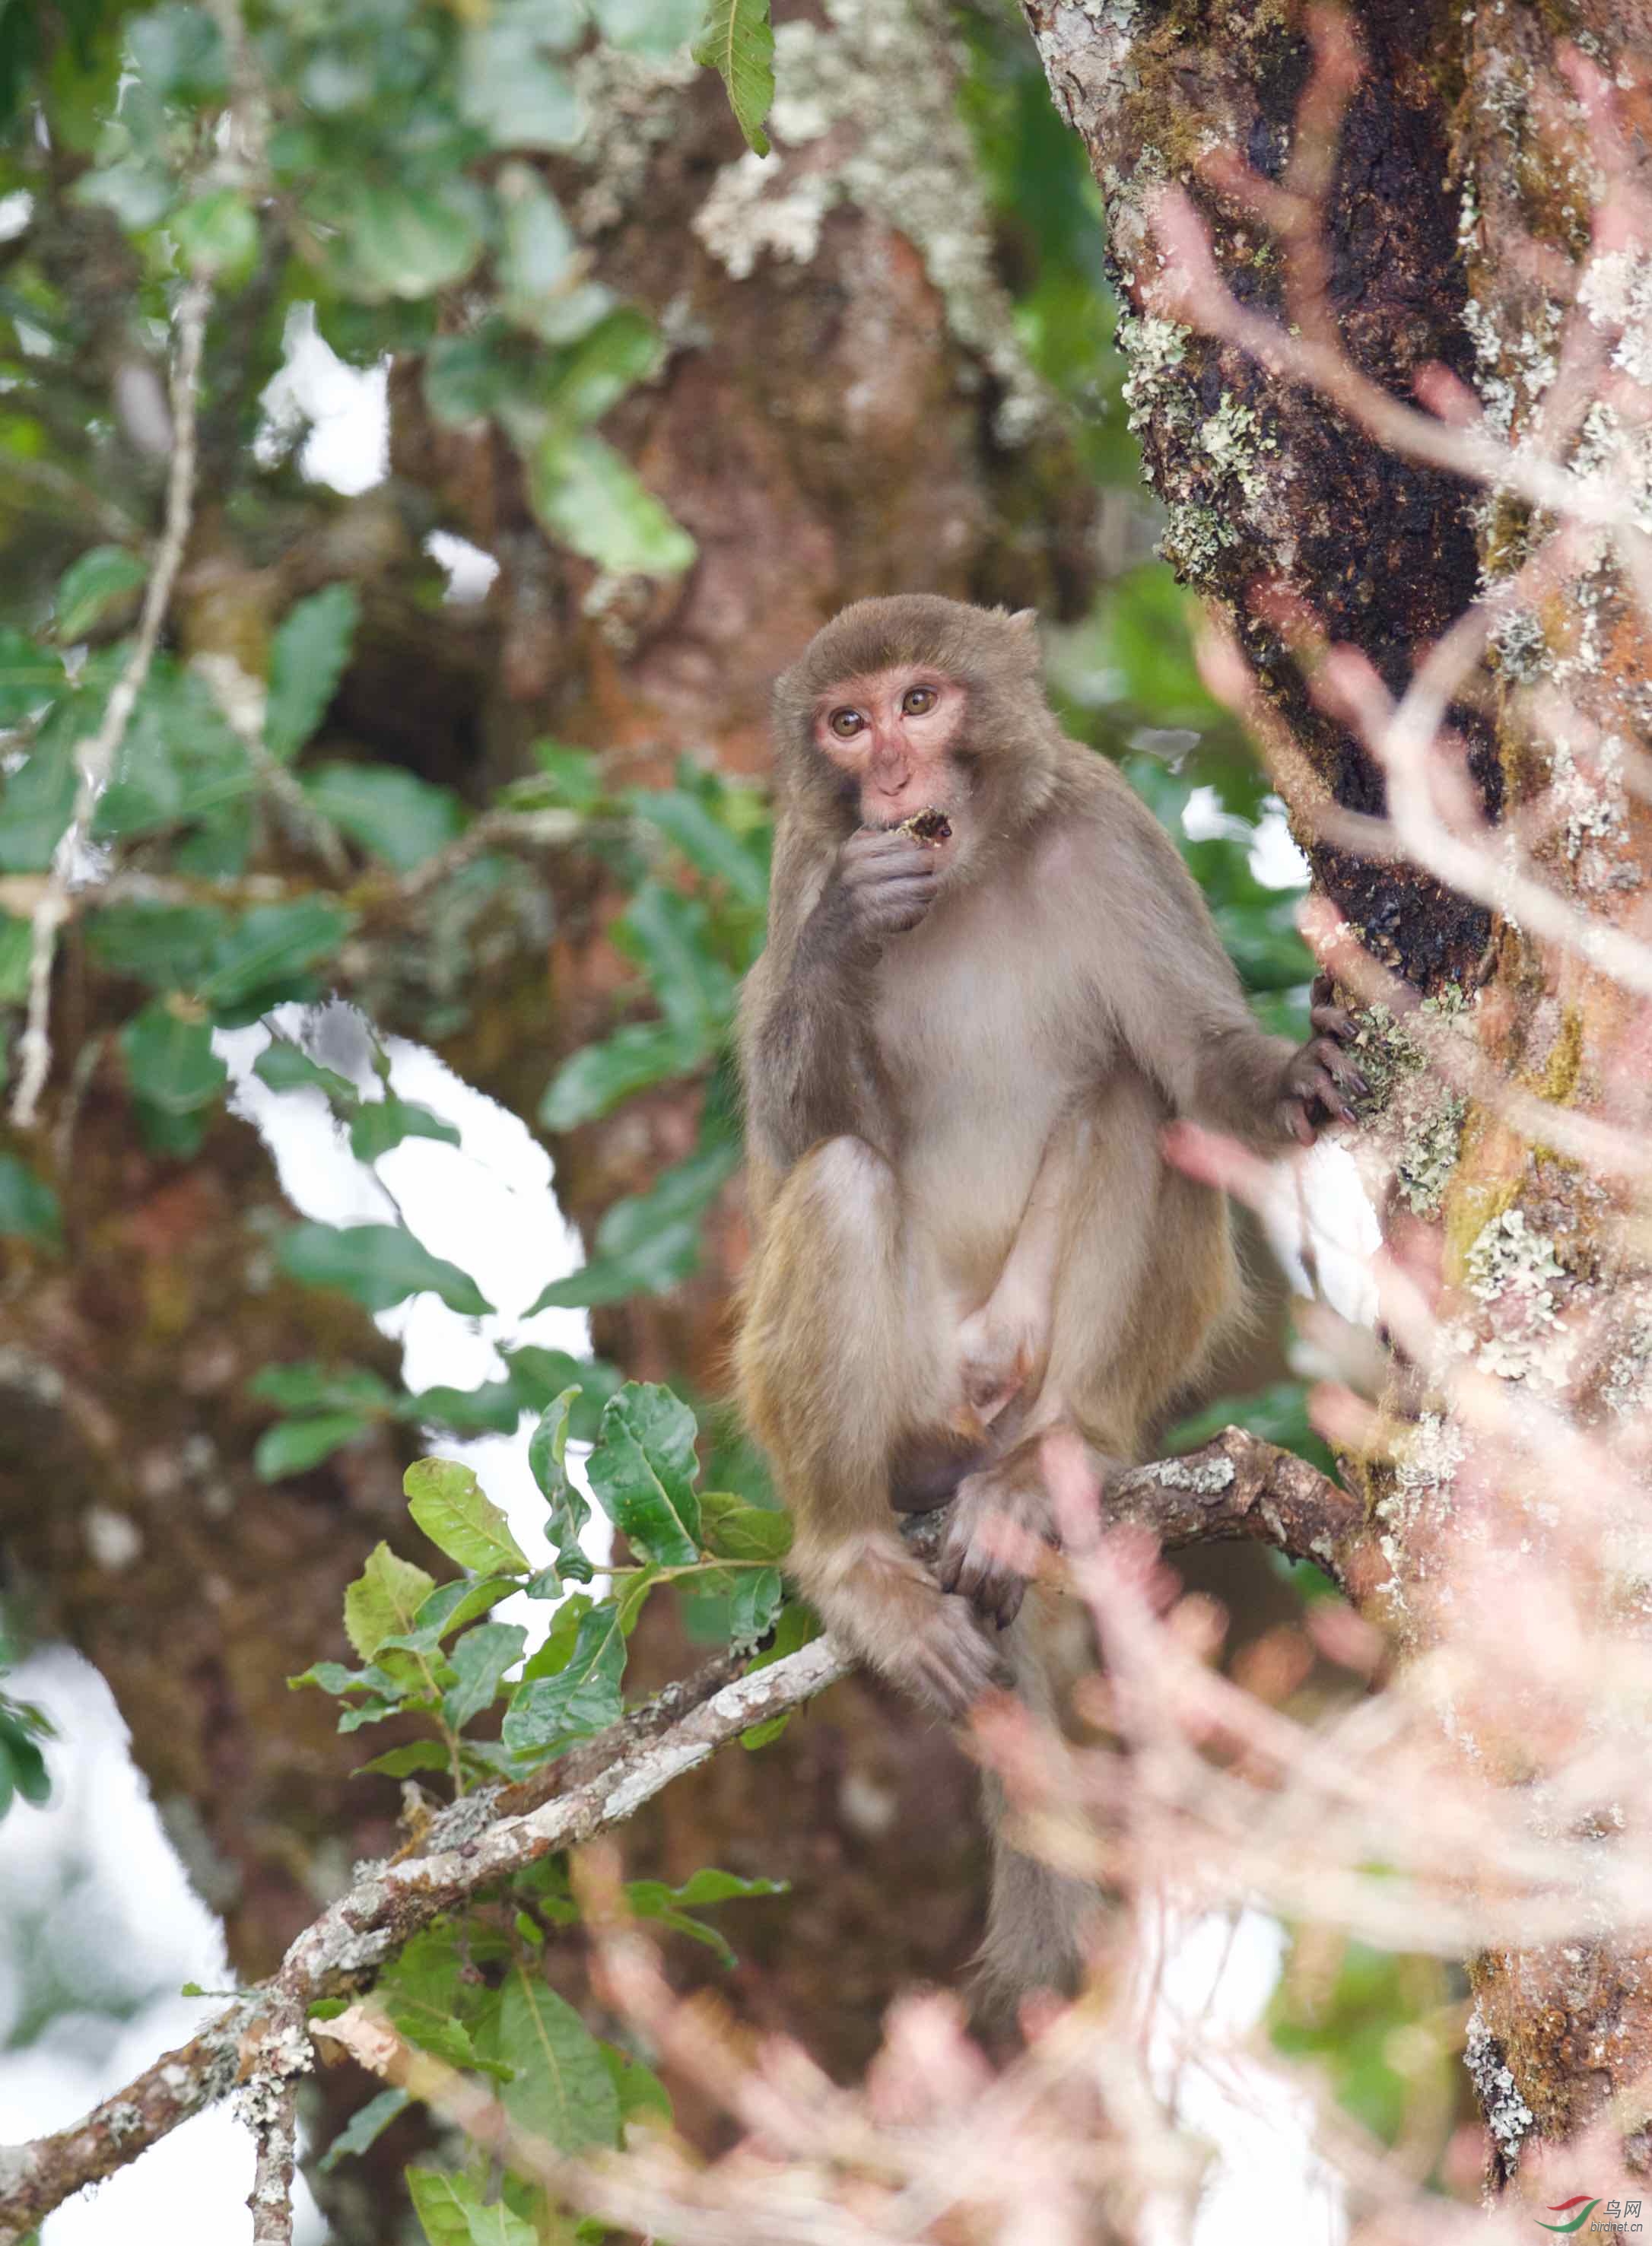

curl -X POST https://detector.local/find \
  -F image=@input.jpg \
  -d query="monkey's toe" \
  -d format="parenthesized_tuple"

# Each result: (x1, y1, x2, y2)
(912, 1596, 1004, 1717)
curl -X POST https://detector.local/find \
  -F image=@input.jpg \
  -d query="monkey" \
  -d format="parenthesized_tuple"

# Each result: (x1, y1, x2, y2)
(734, 595, 1358, 2003)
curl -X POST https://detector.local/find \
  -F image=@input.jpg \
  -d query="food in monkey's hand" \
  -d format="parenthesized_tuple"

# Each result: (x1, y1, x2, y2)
(896, 808, 952, 846)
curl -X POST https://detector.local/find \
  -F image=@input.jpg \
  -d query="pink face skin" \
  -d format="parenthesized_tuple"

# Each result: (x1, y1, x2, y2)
(812, 667, 968, 831)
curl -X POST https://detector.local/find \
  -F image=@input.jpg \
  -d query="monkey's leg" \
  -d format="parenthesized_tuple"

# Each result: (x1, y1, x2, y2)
(953, 1113, 1088, 1430)
(737, 1136, 1005, 1717)
(939, 1075, 1236, 1626)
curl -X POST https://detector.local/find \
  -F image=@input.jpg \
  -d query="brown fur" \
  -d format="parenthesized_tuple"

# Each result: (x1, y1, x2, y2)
(735, 596, 1323, 2006)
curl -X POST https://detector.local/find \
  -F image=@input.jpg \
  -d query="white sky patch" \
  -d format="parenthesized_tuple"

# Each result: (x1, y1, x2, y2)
(1147, 1908, 1347, 2246)
(425, 531, 501, 605)
(0, 1652, 324, 2244)
(256, 303, 389, 494)
(1260, 1137, 1384, 1330)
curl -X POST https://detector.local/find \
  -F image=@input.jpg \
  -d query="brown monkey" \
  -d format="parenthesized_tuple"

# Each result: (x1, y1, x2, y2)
(735, 596, 1356, 1998)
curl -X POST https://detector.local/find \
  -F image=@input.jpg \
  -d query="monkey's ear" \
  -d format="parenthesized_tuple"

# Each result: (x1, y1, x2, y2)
(1006, 606, 1043, 668)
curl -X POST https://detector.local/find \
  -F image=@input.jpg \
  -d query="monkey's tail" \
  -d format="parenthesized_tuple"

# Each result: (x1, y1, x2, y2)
(972, 1771, 1094, 2015)
(969, 1606, 1098, 2017)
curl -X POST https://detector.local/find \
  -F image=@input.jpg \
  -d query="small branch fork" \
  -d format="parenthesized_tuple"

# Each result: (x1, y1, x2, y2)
(0, 1429, 1358, 2245)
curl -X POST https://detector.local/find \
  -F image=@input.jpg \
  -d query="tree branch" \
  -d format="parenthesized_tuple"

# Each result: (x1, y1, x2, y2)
(0, 1429, 1361, 2243)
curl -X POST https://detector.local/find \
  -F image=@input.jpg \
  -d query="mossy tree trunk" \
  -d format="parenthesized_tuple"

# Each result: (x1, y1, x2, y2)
(1024, 0, 1652, 2185)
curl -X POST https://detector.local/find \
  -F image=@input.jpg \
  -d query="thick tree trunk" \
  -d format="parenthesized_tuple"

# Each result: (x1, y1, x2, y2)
(1025, 0, 1652, 2187)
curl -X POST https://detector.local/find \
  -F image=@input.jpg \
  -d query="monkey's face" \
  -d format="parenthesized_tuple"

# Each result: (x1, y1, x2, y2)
(811, 667, 970, 838)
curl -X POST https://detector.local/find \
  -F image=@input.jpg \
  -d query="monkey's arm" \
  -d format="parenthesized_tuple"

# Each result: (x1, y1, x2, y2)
(740, 821, 936, 1172)
(955, 1112, 1087, 1428)
(1092, 805, 1361, 1148)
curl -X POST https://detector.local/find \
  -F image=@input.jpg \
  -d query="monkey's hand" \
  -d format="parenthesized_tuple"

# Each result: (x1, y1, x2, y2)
(821, 827, 942, 948)
(1276, 981, 1366, 1147)
(955, 1295, 1047, 1432)
(936, 1453, 1060, 1631)
(808, 1531, 1006, 1718)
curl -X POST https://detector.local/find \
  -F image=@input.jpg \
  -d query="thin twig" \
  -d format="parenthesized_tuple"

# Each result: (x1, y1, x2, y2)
(9, 278, 211, 1129)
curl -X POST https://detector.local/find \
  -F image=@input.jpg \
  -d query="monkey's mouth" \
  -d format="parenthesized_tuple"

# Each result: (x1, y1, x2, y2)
(894, 808, 953, 847)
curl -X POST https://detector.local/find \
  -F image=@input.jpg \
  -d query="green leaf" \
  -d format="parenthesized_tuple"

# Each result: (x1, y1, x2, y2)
(300, 764, 464, 872)
(526, 740, 603, 808)
(523, 430, 695, 578)
(728, 1565, 783, 1641)
(348, 1095, 462, 1164)
(0, 1155, 62, 1250)
(169, 188, 258, 280)
(526, 1387, 592, 1585)
(249, 1362, 396, 1414)
(624, 1866, 786, 1968)
(615, 883, 735, 1036)
(351, 1741, 453, 1781)
(196, 899, 354, 1013)
(406, 1380, 524, 1436)
(424, 328, 522, 427)
(0, 913, 31, 1004)
(86, 902, 230, 992)
(531, 1136, 739, 1309)
(587, 1383, 701, 1565)
(691, 0, 774, 155)
(628, 785, 769, 907)
(501, 1601, 626, 1752)
(388, 1575, 520, 1652)
(288, 1658, 404, 1700)
(344, 1542, 437, 1663)
(265, 584, 360, 762)
(53, 546, 148, 642)
(443, 1621, 527, 1731)
(600, 2041, 673, 2131)
(255, 1412, 373, 1481)
(119, 998, 227, 1114)
(547, 310, 665, 427)
(459, 1, 585, 151)
(502, 1348, 621, 1440)
(697, 1490, 792, 1561)
(0, 742, 76, 872)
(0, 630, 65, 726)
(497, 164, 612, 345)
(408, 2168, 479, 2246)
(278, 1223, 492, 1316)
(591, 0, 702, 57)
(537, 1019, 708, 1136)
(405, 1458, 531, 1577)
(317, 2087, 410, 2173)
(252, 1041, 358, 1104)
(319, 180, 488, 303)
(484, 1965, 620, 2152)
(462, 2200, 539, 2246)
(127, 3, 227, 100)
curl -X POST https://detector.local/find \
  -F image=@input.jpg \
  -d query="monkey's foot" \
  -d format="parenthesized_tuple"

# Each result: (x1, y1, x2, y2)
(816, 1534, 1006, 1719)
(955, 1299, 1046, 1429)
(1279, 976, 1368, 1145)
(935, 1457, 1058, 1631)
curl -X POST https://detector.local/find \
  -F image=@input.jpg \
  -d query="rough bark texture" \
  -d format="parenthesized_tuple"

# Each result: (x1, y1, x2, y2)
(1026, 0, 1492, 991)
(1024, 0, 1652, 2187)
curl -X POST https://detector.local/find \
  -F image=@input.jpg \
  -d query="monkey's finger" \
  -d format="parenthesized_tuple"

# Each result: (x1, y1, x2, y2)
(1298, 1064, 1357, 1122)
(1284, 1098, 1316, 1147)
(1304, 1036, 1368, 1093)
(1309, 1002, 1357, 1045)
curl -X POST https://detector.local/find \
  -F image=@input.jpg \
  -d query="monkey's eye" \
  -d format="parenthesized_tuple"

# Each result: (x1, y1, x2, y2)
(901, 685, 938, 716)
(829, 708, 866, 739)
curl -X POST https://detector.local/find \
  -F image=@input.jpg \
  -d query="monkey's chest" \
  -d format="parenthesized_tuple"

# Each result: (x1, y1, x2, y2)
(873, 932, 1080, 1275)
